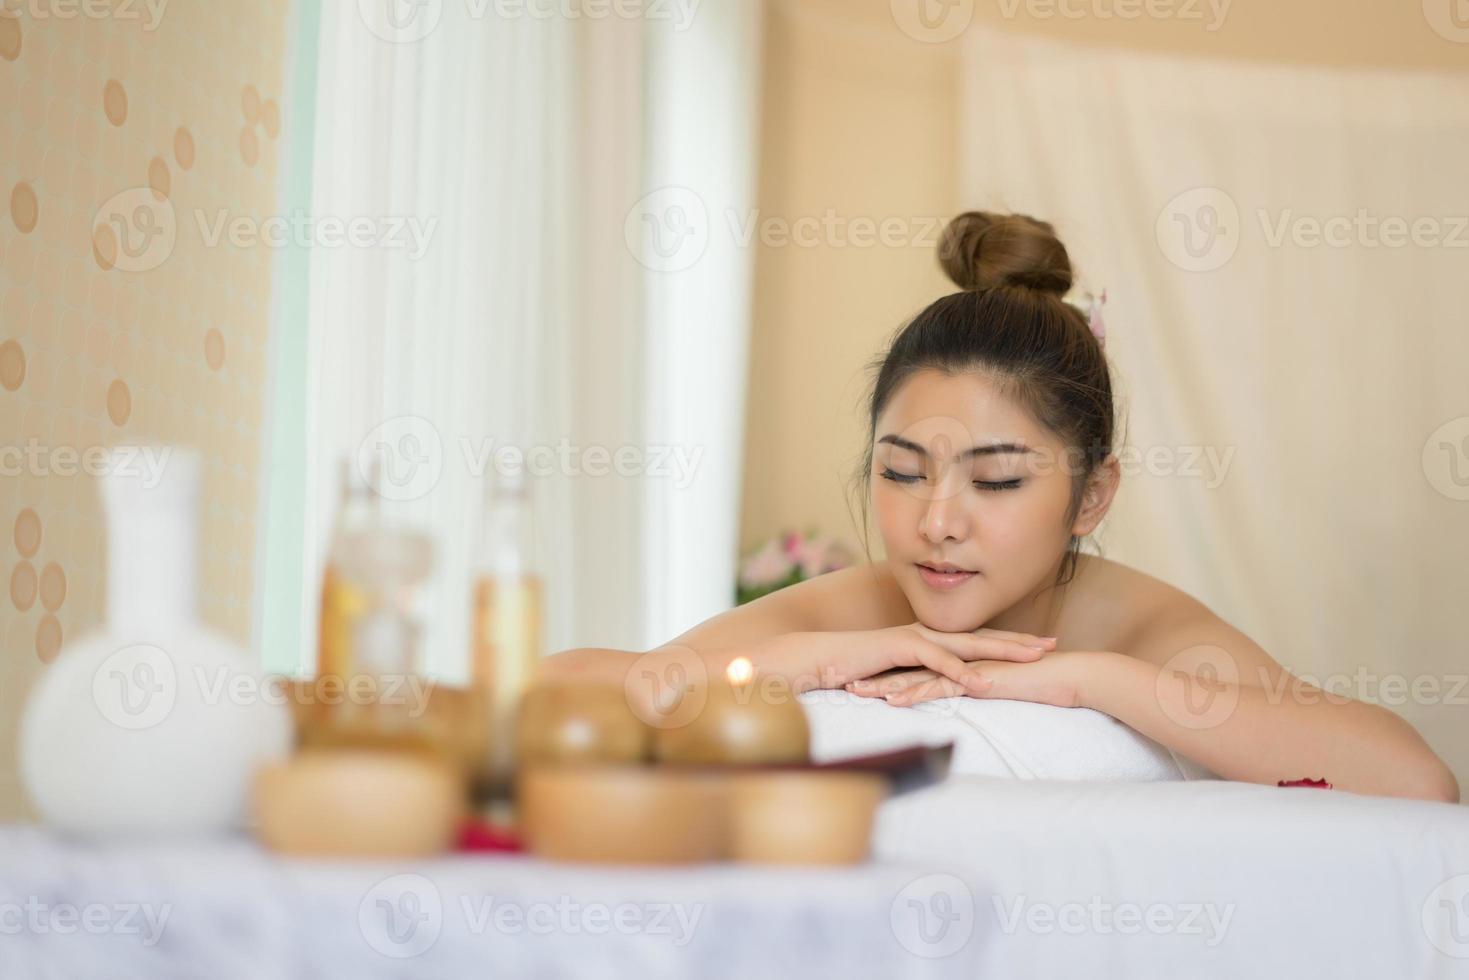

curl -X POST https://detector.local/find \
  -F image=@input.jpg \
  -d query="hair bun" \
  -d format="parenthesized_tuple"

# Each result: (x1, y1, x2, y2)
(938, 211, 1073, 295)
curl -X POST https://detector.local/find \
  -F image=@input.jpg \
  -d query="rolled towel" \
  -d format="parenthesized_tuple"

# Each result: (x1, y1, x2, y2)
(798, 690, 1214, 782)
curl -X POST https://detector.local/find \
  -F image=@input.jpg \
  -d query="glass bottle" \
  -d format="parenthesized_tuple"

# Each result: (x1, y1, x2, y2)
(470, 468, 544, 802)
(317, 458, 379, 680)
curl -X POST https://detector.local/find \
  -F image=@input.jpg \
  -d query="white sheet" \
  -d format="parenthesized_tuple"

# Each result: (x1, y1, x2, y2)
(799, 690, 1215, 782)
(872, 775, 1469, 978)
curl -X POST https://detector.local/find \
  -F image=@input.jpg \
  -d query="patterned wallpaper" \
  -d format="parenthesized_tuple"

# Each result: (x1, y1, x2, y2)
(0, 1, 291, 819)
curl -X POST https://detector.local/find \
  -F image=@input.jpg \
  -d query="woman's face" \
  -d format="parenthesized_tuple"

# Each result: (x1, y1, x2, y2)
(870, 368, 1111, 633)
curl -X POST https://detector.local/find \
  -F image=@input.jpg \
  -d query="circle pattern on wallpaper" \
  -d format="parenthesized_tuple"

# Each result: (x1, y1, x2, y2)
(148, 157, 171, 201)
(0, 338, 25, 390)
(103, 79, 128, 127)
(93, 186, 176, 273)
(40, 561, 66, 611)
(0, 15, 20, 62)
(239, 125, 259, 167)
(14, 509, 41, 557)
(174, 126, 195, 170)
(107, 379, 132, 426)
(204, 328, 226, 370)
(36, 614, 62, 663)
(10, 181, 38, 233)
(242, 84, 261, 124)
(261, 100, 280, 138)
(10, 560, 37, 612)
(92, 222, 118, 271)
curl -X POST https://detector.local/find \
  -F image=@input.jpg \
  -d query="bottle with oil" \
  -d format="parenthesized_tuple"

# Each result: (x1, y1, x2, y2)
(311, 458, 437, 755)
(469, 468, 544, 806)
(317, 458, 378, 680)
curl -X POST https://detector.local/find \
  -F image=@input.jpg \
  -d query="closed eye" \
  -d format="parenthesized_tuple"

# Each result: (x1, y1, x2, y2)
(880, 468, 1023, 492)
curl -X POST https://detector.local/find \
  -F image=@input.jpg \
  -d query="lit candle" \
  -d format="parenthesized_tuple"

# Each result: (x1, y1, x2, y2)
(653, 657, 810, 765)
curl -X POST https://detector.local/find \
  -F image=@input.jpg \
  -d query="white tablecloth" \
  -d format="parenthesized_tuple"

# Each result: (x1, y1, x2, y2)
(0, 825, 985, 980)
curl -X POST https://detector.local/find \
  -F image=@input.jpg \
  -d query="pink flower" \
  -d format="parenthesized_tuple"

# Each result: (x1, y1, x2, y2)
(798, 536, 855, 578)
(740, 538, 795, 589)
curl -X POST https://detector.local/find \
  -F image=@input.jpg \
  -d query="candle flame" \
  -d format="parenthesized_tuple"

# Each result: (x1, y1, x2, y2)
(725, 656, 754, 686)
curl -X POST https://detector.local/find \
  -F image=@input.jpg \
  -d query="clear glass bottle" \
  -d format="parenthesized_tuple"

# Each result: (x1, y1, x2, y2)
(317, 458, 379, 680)
(470, 468, 544, 802)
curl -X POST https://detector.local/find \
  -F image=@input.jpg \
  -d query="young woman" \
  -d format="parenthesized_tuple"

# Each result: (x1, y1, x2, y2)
(545, 211, 1458, 803)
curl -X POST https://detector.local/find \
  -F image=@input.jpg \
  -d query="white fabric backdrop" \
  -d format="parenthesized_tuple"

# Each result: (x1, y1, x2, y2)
(257, 3, 762, 679)
(957, 27, 1469, 788)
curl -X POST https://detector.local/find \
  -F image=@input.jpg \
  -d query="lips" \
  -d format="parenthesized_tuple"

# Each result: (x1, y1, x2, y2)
(915, 562, 978, 591)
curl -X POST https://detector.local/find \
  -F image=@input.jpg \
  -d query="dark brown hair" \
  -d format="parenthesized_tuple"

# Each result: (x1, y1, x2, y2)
(849, 211, 1121, 588)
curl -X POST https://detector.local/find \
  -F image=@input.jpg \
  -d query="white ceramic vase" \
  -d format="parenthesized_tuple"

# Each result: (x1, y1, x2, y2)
(19, 447, 293, 838)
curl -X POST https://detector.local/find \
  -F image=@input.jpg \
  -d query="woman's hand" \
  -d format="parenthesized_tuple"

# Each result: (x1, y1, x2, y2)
(791, 622, 1057, 695)
(845, 649, 1103, 709)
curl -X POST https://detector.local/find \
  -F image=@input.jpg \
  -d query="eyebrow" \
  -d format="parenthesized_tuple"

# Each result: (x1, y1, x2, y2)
(877, 434, 1035, 461)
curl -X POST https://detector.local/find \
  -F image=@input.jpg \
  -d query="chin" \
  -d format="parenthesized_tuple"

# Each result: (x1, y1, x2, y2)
(903, 581, 989, 633)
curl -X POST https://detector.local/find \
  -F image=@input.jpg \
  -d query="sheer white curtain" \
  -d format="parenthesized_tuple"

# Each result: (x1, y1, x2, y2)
(258, 3, 762, 678)
(957, 27, 1469, 783)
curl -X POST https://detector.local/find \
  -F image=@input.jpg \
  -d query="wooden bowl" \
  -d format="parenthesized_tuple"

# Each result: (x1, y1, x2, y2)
(517, 765, 725, 864)
(254, 749, 465, 857)
(516, 682, 650, 766)
(275, 675, 488, 778)
(729, 771, 887, 864)
(652, 678, 810, 766)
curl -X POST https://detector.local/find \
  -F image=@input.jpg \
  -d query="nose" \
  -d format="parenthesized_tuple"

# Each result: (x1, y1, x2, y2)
(919, 485, 969, 544)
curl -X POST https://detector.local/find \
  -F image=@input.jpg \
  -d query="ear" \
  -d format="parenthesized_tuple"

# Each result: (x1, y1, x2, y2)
(1070, 454, 1120, 537)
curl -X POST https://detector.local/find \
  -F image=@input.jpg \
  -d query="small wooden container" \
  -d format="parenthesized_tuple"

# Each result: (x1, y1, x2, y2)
(516, 682, 650, 766)
(254, 749, 465, 857)
(728, 771, 887, 865)
(518, 765, 725, 864)
(652, 664, 810, 766)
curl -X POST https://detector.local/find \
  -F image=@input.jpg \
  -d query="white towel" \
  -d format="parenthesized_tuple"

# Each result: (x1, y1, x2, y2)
(798, 690, 1214, 782)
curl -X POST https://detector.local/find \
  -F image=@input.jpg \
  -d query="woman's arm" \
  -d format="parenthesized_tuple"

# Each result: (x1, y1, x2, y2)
(1079, 651, 1459, 801)
(845, 602, 1459, 802)
(538, 561, 909, 687)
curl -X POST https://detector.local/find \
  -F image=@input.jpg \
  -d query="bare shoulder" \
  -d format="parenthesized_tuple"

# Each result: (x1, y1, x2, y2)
(1065, 554, 1288, 684)
(667, 559, 914, 651)
(796, 559, 916, 632)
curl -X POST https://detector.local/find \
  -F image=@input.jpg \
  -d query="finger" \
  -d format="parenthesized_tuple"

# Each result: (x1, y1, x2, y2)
(848, 670, 933, 698)
(906, 639, 992, 695)
(887, 675, 967, 706)
(923, 629, 1048, 664)
(973, 627, 1058, 648)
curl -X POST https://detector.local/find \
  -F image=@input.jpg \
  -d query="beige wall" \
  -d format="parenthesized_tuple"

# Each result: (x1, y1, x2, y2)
(0, 2, 291, 819)
(739, 0, 1469, 554)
